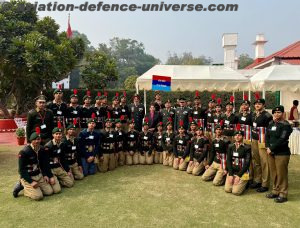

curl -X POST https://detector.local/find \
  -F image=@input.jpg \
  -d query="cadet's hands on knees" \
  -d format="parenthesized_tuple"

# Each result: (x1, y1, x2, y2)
(87, 156, 95, 163)
(129, 151, 134, 156)
(68, 171, 73, 178)
(205, 165, 210, 170)
(31, 181, 39, 188)
(179, 158, 184, 164)
(44, 176, 49, 183)
(223, 170, 228, 176)
(234, 175, 240, 185)
(227, 175, 233, 183)
(189, 161, 193, 166)
(49, 177, 55, 185)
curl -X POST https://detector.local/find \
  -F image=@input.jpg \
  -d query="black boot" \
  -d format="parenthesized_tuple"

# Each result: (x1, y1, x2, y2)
(13, 181, 24, 198)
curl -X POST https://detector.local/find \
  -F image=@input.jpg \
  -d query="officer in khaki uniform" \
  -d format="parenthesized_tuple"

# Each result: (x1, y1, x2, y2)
(266, 105, 293, 203)
(162, 120, 175, 166)
(138, 118, 154, 165)
(153, 122, 164, 164)
(61, 121, 84, 180)
(250, 94, 273, 192)
(186, 121, 209, 176)
(125, 119, 139, 165)
(225, 128, 251, 196)
(202, 122, 230, 186)
(45, 124, 74, 189)
(173, 121, 190, 171)
(17, 129, 58, 200)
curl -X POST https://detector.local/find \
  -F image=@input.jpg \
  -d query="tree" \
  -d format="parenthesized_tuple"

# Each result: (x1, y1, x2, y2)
(166, 52, 212, 65)
(0, 0, 85, 116)
(80, 50, 118, 90)
(124, 75, 138, 90)
(72, 30, 95, 52)
(238, 53, 253, 69)
(98, 38, 160, 87)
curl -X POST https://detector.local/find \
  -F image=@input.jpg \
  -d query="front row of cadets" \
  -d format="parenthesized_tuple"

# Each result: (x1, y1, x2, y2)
(16, 105, 292, 202)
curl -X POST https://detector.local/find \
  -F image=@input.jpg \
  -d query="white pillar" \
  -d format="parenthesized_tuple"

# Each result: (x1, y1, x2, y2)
(144, 89, 147, 115)
(248, 90, 251, 101)
(280, 91, 282, 105)
(262, 88, 266, 99)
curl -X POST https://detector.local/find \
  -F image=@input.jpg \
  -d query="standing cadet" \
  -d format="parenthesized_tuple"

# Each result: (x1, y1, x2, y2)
(186, 121, 209, 176)
(202, 122, 230, 186)
(125, 119, 140, 165)
(138, 118, 154, 165)
(191, 91, 206, 128)
(79, 114, 100, 176)
(80, 90, 93, 130)
(205, 94, 216, 140)
(61, 120, 84, 180)
(15, 128, 59, 200)
(129, 94, 145, 132)
(66, 89, 81, 133)
(162, 119, 175, 167)
(98, 113, 116, 172)
(223, 96, 238, 142)
(153, 91, 165, 112)
(45, 122, 74, 188)
(173, 120, 190, 171)
(266, 105, 292, 203)
(153, 122, 164, 164)
(26, 95, 54, 145)
(110, 92, 122, 120)
(161, 99, 175, 129)
(46, 84, 68, 129)
(115, 117, 126, 166)
(120, 91, 130, 131)
(93, 92, 105, 131)
(225, 126, 251, 196)
(174, 97, 192, 131)
(237, 95, 252, 145)
(250, 93, 273, 192)
(146, 103, 162, 132)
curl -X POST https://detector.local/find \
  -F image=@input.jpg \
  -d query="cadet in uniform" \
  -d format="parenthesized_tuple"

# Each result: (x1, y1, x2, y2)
(187, 119, 197, 139)
(186, 121, 210, 176)
(223, 96, 238, 142)
(129, 94, 145, 132)
(115, 117, 126, 166)
(250, 93, 273, 192)
(16, 129, 58, 200)
(125, 119, 140, 165)
(46, 85, 68, 129)
(146, 103, 162, 132)
(225, 127, 251, 196)
(202, 122, 230, 186)
(173, 120, 190, 171)
(26, 95, 54, 145)
(80, 91, 93, 129)
(174, 97, 192, 131)
(66, 89, 81, 134)
(205, 94, 216, 140)
(162, 119, 175, 167)
(61, 121, 84, 180)
(93, 92, 105, 131)
(266, 105, 293, 203)
(191, 91, 206, 128)
(138, 118, 154, 165)
(161, 99, 175, 130)
(153, 91, 165, 112)
(153, 122, 164, 164)
(120, 91, 130, 131)
(110, 92, 122, 121)
(237, 95, 252, 145)
(78, 114, 100, 176)
(98, 113, 116, 172)
(45, 123, 74, 189)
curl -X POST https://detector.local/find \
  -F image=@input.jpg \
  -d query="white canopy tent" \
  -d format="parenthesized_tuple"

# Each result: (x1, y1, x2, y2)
(136, 65, 250, 92)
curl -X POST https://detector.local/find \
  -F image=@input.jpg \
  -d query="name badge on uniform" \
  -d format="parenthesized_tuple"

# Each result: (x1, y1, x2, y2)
(241, 117, 246, 121)
(166, 137, 170, 141)
(233, 152, 239, 157)
(179, 140, 183, 144)
(57, 149, 61, 154)
(225, 120, 230, 125)
(57, 110, 62, 115)
(214, 119, 218, 123)
(208, 113, 211, 117)
(119, 132, 122, 136)
(144, 136, 148, 140)
(170, 112, 174, 115)
(158, 136, 162, 139)
(271, 126, 277, 131)
(73, 110, 78, 114)
(89, 135, 94, 139)
(41, 124, 46, 129)
(183, 111, 187, 115)
(109, 134, 114, 138)
(131, 107, 134, 112)
(215, 143, 219, 148)
(194, 111, 198, 115)
(130, 134, 134, 138)
(115, 111, 119, 115)
(122, 109, 126, 112)
(96, 111, 100, 115)
(139, 108, 143, 112)
(195, 145, 199, 149)
(253, 123, 257, 128)
(72, 146, 76, 150)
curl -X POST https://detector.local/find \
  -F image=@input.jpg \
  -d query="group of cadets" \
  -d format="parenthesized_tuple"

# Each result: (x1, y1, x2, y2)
(15, 88, 293, 203)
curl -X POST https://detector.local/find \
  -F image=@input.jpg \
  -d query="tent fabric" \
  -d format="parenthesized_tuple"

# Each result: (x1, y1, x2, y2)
(136, 65, 250, 92)
(250, 65, 300, 92)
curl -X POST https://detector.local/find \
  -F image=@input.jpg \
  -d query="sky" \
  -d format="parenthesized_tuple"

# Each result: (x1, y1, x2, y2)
(28, 0, 300, 63)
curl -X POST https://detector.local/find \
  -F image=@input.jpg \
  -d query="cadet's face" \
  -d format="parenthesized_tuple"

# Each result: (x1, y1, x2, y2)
(67, 128, 76, 136)
(208, 102, 214, 109)
(226, 105, 233, 112)
(85, 98, 91, 105)
(36, 100, 46, 110)
(121, 97, 126, 103)
(167, 124, 172, 130)
(190, 125, 196, 131)
(234, 134, 243, 142)
(216, 106, 222, 112)
(243, 104, 249, 111)
(129, 123, 135, 129)
(179, 101, 186, 107)
(53, 132, 62, 141)
(103, 98, 107, 104)
(255, 103, 264, 111)
(165, 102, 171, 108)
(105, 122, 111, 128)
(158, 126, 163, 131)
(71, 97, 78, 104)
(215, 128, 222, 136)
(194, 100, 200, 105)
(143, 125, 149, 131)
(155, 94, 161, 100)
(54, 92, 63, 100)
(274, 111, 283, 120)
(32, 137, 41, 147)
(116, 122, 122, 128)
(113, 100, 119, 105)
(134, 97, 139, 103)
(196, 129, 203, 136)
(150, 106, 155, 112)
(179, 128, 184, 134)
(95, 99, 101, 105)
(88, 122, 96, 129)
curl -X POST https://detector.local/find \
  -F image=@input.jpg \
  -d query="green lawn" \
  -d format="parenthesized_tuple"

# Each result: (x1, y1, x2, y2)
(0, 145, 300, 228)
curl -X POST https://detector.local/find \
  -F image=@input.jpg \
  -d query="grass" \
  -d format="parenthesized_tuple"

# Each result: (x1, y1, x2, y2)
(0, 145, 300, 228)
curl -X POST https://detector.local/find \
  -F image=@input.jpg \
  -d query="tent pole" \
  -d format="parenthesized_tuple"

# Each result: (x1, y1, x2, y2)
(144, 89, 147, 115)
(248, 90, 251, 101)
(263, 88, 266, 99)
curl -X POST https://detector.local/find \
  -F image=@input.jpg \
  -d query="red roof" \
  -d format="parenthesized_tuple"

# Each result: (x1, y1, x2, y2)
(245, 41, 300, 69)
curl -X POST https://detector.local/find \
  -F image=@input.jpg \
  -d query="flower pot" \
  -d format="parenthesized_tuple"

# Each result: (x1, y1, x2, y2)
(17, 137, 25, 146)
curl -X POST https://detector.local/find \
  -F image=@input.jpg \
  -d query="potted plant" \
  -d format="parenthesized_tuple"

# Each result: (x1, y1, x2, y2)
(16, 128, 26, 145)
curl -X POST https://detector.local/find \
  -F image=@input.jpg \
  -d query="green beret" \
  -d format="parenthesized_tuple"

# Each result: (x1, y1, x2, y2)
(53, 88, 63, 95)
(70, 94, 78, 99)
(83, 95, 91, 101)
(66, 124, 76, 130)
(29, 132, 40, 141)
(115, 119, 121, 123)
(52, 127, 63, 134)
(87, 118, 96, 124)
(35, 95, 47, 102)
(254, 98, 265, 105)
(234, 130, 244, 136)
(272, 105, 284, 114)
